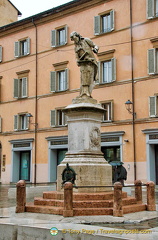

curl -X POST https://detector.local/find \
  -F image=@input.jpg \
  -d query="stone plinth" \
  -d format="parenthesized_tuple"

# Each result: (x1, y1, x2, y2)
(57, 101, 112, 192)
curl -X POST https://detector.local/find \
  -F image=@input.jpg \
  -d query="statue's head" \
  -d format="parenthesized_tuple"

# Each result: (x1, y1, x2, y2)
(70, 31, 82, 43)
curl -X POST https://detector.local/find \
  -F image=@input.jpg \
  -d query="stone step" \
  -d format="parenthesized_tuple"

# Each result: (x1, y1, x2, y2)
(123, 204, 147, 214)
(43, 191, 128, 201)
(25, 203, 146, 216)
(25, 203, 63, 215)
(73, 207, 113, 216)
(34, 197, 64, 207)
(34, 196, 137, 208)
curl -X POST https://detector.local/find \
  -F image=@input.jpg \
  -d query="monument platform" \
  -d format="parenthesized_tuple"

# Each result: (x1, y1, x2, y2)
(25, 190, 146, 216)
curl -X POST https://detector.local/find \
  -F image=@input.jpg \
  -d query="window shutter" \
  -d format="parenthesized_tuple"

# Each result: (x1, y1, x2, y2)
(26, 38, 30, 55)
(51, 30, 56, 47)
(111, 58, 116, 81)
(14, 41, 20, 57)
(65, 68, 69, 90)
(0, 46, 2, 62)
(64, 26, 68, 45)
(110, 101, 114, 121)
(97, 61, 101, 83)
(147, 0, 154, 19)
(22, 77, 27, 97)
(110, 10, 115, 31)
(149, 96, 157, 117)
(0, 116, 2, 133)
(50, 71, 56, 92)
(50, 110, 56, 127)
(148, 48, 156, 74)
(14, 115, 18, 130)
(94, 16, 100, 35)
(14, 79, 19, 98)
(26, 115, 29, 130)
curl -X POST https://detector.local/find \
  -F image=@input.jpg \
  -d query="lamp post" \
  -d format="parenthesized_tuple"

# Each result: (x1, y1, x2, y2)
(125, 99, 136, 118)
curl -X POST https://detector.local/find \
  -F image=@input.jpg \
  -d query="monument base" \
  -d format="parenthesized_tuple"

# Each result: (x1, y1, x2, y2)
(57, 157, 112, 192)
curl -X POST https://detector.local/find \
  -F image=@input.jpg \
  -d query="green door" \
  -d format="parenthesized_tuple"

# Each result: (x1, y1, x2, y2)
(20, 151, 30, 181)
(57, 149, 67, 165)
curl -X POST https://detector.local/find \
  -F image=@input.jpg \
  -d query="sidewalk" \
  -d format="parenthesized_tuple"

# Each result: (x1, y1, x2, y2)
(0, 184, 158, 240)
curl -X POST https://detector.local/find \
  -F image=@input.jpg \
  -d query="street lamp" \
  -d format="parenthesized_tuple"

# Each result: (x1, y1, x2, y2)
(125, 100, 136, 118)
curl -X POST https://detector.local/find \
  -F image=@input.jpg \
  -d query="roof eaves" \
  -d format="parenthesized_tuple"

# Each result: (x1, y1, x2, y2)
(8, 0, 22, 16)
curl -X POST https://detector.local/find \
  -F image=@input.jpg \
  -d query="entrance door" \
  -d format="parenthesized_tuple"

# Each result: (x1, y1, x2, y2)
(57, 149, 67, 165)
(155, 145, 158, 185)
(20, 151, 30, 181)
(101, 146, 120, 163)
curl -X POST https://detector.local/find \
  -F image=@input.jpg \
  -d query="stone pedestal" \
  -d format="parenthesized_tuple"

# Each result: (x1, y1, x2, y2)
(57, 99, 112, 192)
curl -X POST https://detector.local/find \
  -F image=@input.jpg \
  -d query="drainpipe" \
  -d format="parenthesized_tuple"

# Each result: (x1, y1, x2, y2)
(130, 0, 136, 181)
(32, 18, 38, 185)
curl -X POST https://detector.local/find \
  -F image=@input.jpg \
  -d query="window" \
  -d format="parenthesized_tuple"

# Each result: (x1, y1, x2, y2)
(98, 58, 116, 83)
(14, 38, 30, 57)
(14, 77, 28, 98)
(94, 10, 114, 35)
(51, 26, 68, 47)
(50, 69, 69, 92)
(50, 109, 67, 127)
(148, 48, 158, 74)
(0, 46, 2, 62)
(149, 96, 158, 117)
(14, 114, 29, 131)
(102, 102, 113, 122)
(147, 0, 158, 19)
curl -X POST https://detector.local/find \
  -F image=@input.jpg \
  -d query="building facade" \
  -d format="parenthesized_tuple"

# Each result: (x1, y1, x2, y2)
(0, 0, 158, 185)
(0, 0, 21, 27)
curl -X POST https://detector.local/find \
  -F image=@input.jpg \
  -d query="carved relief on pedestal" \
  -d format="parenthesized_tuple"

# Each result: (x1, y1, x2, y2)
(90, 127, 101, 149)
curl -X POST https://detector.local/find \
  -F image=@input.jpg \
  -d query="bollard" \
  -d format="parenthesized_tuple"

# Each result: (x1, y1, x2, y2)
(16, 180, 26, 213)
(63, 182, 73, 217)
(134, 180, 142, 203)
(113, 182, 123, 217)
(146, 181, 156, 211)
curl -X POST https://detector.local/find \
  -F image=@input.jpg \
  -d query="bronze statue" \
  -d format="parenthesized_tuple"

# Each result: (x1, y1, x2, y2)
(62, 163, 76, 185)
(70, 31, 99, 98)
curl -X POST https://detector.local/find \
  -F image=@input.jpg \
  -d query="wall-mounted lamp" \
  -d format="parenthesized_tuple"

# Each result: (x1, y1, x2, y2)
(125, 100, 136, 118)
(26, 113, 38, 127)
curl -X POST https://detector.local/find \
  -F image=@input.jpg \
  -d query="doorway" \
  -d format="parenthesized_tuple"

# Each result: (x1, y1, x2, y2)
(19, 151, 30, 181)
(155, 145, 158, 185)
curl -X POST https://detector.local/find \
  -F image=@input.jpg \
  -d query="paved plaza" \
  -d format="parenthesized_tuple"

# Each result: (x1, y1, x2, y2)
(0, 184, 158, 240)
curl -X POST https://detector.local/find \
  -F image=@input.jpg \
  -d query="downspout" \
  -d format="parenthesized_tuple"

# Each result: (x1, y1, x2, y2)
(130, 0, 136, 180)
(32, 18, 38, 185)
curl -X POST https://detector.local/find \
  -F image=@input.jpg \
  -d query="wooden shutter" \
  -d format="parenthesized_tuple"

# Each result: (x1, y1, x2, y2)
(0, 46, 2, 62)
(65, 68, 69, 90)
(50, 71, 56, 92)
(148, 48, 156, 74)
(64, 26, 68, 45)
(14, 79, 19, 98)
(111, 58, 116, 81)
(14, 41, 20, 57)
(0, 116, 2, 133)
(22, 77, 27, 97)
(14, 115, 18, 130)
(26, 115, 29, 130)
(94, 16, 100, 35)
(51, 30, 56, 47)
(110, 10, 115, 31)
(97, 61, 102, 83)
(149, 96, 157, 117)
(147, 0, 154, 19)
(50, 110, 56, 127)
(26, 38, 30, 55)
